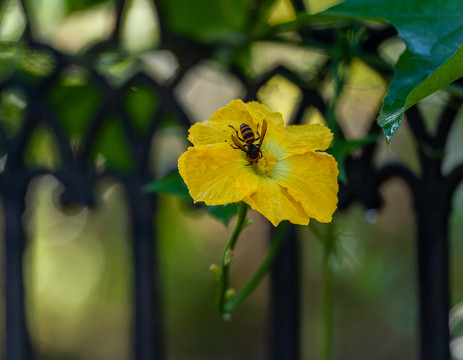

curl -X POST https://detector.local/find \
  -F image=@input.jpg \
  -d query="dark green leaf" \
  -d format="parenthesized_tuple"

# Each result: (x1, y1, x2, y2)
(144, 169, 190, 198)
(65, 0, 108, 13)
(0, 88, 26, 139)
(145, 169, 239, 226)
(324, 0, 463, 143)
(92, 117, 132, 172)
(156, 0, 254, 43)
(24, 125, 62, 169)
(206, 204, 239, 226)
(47, 80, 101, 138)
(123, 84, 159, 134)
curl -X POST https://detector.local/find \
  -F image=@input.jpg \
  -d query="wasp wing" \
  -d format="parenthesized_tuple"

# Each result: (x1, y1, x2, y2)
(231, 134, 248, 153)
(258, 119, 267, 148)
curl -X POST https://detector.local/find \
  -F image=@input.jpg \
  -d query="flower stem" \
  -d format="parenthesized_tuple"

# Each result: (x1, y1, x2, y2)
(321, 234, 333, 360)
(223, 221, 288, 314)
(217, 202, 248, 315)
(318, 222, 335, 360)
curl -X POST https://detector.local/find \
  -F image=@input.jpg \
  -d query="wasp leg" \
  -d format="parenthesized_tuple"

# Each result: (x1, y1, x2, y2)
(231, 134, 249, 154)
(254, 123, 262, 142)
(225, 140, 240, 150)
(228, 125, 245, 142)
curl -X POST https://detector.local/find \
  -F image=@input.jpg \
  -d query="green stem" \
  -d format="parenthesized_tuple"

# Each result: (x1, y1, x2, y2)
(326, 31, 349, 135)
(321, 244, 333, 360)
(320, 223, 334, 360)
(217, 202, 248, 314)
(223, 221, 288, 314)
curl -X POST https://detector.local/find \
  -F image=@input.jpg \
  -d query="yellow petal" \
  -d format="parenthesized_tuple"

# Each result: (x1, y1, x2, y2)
(210, 99, 254, 127)
(245, 101, 285, 128)
(258, 119, 333, 161)
(188, 99, 254, 146)
(187, 122, 225, 146)
(279, 151, 338, 223)
(284, 123, 333, 153)
(178, 143, 259, 205)
(243, 178, 310, 227)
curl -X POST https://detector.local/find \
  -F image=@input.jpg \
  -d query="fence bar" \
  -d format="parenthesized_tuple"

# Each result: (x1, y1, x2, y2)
(128, 180, 163, 360)
(270, 224, 300, 360)
(415, 190, 451, 360)
(2, 175, 32, 360)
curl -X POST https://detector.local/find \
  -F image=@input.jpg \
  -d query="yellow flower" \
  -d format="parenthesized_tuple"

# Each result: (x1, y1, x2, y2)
(178, 99, 339, 226)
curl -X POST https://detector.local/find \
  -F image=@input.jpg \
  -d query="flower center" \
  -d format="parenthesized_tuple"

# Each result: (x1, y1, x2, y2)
(257, 150, 276, 172)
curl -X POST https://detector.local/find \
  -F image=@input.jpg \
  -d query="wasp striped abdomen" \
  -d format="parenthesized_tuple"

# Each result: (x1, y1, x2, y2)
(240, 123, 256, 144)
(228, 120, 267, 165)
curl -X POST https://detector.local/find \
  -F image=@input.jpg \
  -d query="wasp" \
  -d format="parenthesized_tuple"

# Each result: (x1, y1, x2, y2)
(228, 119, 267, 165)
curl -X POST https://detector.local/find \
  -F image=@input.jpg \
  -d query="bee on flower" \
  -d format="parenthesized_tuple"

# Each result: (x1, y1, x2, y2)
(178, 99, 339, 226)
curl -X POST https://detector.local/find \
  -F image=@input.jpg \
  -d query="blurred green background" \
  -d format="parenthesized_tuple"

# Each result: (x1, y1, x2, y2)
(2, 0, 463, 359)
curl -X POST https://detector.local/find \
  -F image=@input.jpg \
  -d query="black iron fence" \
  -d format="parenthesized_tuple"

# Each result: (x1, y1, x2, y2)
(1, 0, 462, 359)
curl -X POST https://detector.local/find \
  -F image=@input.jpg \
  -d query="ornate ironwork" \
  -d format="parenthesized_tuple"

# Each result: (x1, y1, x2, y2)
(1, 0, 462, 359)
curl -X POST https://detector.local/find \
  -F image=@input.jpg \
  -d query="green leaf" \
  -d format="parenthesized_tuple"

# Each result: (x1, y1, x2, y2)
(206, 204, 239, 226)
(144, 170, 190, 198)
(0, 88, 26, 139)
(92, 117, 132, 172)
(145, 169, 239, 226)
(24, 125, 62, 169)
(324, 0, 463, 143)
(123, 84, 159, 134)
(65, 0, 108, 13)
(47, 78, 101, 138)
(156, 0, 255, 43)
